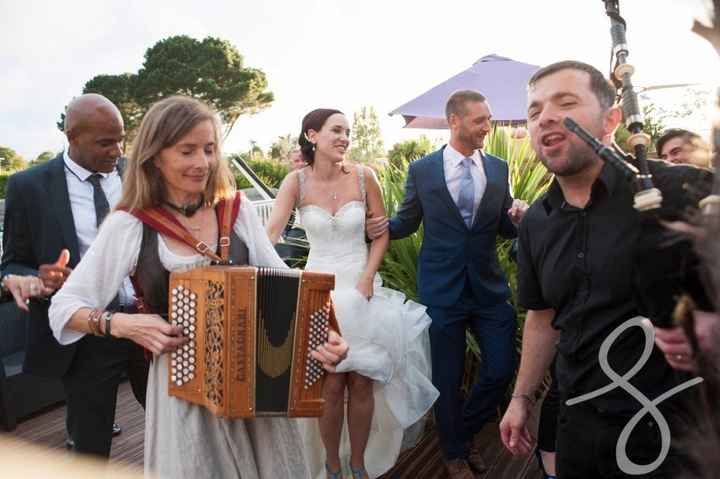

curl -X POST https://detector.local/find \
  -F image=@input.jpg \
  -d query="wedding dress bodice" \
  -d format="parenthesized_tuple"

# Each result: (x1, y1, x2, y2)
(299, 200, 371, 289)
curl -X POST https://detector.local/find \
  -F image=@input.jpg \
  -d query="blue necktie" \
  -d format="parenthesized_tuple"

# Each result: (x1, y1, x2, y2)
(457, 157, 475, 228)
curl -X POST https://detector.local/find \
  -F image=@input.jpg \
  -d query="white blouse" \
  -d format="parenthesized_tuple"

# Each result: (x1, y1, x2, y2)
(48, 196, 286, 345)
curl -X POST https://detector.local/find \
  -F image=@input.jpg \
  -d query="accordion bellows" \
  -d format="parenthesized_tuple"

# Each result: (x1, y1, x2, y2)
(167, 266, 337, 418)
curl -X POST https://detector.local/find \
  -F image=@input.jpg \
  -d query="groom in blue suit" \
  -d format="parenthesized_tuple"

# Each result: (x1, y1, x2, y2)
(369, 90, 527, 478)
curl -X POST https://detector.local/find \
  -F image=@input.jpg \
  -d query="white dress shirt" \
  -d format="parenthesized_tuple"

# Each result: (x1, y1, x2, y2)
(63, 150, 135, 305)
(443, 144, 487, 221)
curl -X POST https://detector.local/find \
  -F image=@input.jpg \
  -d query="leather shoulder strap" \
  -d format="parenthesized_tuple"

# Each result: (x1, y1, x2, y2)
(214, 192, 242, 262)
(118, 206, 223, 263)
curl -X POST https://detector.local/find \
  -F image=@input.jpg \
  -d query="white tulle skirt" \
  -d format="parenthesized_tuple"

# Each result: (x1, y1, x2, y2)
(297, 278, 439, 479)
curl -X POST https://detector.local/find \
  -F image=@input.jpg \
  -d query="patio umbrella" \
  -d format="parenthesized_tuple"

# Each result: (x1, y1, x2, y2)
(389, 54, 539, 128)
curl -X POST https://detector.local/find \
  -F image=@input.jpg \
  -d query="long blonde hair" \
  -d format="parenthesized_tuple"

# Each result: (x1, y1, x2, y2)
(119, 95, 236, 210)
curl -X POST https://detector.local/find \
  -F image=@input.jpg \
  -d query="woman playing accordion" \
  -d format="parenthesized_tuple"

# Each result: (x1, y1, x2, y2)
(48, 95, 348, 479)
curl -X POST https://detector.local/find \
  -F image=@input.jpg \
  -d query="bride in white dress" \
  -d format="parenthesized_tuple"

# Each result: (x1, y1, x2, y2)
(266, 109, 438, 479)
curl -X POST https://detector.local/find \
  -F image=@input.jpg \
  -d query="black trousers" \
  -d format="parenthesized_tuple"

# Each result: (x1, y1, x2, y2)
(537, 359, 559, 453)
(62, 334, 148, 457)
(556, 402, 680, 479)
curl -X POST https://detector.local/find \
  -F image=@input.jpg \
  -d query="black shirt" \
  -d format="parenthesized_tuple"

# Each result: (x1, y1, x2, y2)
(518, 159, 712, 414)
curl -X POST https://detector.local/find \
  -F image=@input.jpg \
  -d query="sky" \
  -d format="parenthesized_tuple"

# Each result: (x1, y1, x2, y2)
(1, 0, 719, 161)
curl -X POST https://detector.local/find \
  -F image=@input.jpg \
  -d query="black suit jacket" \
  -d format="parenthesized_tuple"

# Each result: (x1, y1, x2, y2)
(0, 153, 131, 378)
(2, 153, 82, 377)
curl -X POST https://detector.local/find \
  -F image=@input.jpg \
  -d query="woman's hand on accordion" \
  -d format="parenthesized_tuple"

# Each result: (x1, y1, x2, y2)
(310, 330, 349, 373)
(112, 313, 189, 355)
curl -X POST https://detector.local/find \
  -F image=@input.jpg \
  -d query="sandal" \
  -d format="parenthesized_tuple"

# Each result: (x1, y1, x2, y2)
(325, 463, 344, 479)
(350, 465, 369, 479)
(534, 447, 557, 479)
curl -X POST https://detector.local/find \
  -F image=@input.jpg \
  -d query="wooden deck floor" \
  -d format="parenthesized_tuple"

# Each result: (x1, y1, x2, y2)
(3, 381, 544, 478)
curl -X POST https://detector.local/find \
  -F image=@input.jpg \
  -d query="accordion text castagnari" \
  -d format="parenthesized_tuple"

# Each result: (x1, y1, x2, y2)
(167, 266, 338, 418)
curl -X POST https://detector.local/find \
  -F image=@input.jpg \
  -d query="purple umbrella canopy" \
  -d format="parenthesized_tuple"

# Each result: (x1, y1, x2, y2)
(390, 54, 539, 129)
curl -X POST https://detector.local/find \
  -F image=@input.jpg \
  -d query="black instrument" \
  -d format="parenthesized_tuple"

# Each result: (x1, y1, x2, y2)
(561, 1, 715, 327)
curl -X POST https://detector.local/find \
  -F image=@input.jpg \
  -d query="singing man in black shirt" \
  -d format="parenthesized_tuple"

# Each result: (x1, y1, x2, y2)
(498, 60, 712, 478)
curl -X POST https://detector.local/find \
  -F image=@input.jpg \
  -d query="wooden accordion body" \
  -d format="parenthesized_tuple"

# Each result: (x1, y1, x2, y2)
(167, 266, 337, 418)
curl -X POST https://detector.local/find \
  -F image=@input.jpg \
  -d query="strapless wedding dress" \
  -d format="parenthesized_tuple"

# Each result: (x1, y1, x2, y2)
(296, 199, 438, 479)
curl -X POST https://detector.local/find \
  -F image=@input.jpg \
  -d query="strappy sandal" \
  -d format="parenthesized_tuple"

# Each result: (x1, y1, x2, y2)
(350, 465, 369, 479)
(325, 463, 344, 479)
(535, 447, 557, 479)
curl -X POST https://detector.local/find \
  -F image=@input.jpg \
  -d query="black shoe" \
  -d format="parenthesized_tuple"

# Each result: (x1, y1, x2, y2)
(65, 438, 74, 449)
(112, 422, 122, 437)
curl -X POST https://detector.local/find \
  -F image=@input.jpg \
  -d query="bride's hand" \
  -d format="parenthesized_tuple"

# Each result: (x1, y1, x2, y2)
(355, 276, 374, 301)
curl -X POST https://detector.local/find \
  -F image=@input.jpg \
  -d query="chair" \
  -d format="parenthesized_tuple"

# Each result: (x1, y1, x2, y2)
(0, 302, 65, 431)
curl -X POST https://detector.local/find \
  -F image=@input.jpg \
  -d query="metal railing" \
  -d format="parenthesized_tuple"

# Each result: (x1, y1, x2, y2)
(252, 199, 275, 227)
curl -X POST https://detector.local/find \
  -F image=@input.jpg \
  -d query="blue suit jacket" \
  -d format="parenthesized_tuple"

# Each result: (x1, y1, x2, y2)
(389, 146, 517, 309)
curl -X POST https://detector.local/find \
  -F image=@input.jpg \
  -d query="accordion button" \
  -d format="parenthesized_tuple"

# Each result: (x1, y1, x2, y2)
(176, 380, 182, 386)
(188, 373, 195, 380)
(189, 356, 195, 364)
(190, 293, 196, 300)
(189, 325, 196, 332)
(189, 365, 195, 372)
(189, 332, 196, 339)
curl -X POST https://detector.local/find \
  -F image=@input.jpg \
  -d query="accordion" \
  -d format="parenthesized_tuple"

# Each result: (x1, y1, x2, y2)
(167, 266, 337, 418)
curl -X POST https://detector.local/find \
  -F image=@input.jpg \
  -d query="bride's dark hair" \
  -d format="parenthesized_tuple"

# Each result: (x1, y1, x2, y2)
(298, 108, 344, 167)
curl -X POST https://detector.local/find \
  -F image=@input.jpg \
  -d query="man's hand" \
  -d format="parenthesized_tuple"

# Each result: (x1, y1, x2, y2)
(499, 396, 534, 456)
(3, 274, 53, 312)
(508, 199, 529, 226)
(39, 249, 72, 290)
(365, 214, 389, 241)
(649, 311, 719, 372)
(311, 330, 349, 373)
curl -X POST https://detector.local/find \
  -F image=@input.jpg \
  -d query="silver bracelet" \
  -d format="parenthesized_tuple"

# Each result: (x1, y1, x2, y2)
(100, 311, 114, 338)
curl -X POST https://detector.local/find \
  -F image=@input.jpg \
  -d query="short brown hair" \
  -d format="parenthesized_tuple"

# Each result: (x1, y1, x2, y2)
(528, 60, 616, 110)
(119, 95, 236, 210)
(445, 90, 487, 120)
(656, 128, 701, 156)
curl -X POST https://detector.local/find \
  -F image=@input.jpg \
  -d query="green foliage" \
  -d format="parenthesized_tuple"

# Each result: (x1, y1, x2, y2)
(34, 151, 57, 164)
(58, 35, 273, 142)
(269, 134, 298, 161)
(347, 106, 385, 164)
(377, 158, 423, 302)
(614, 103, 666, 156)
(0, 146, 27, 171)
(0, 173, 9, 197)
(387, 136, 434, 169)
(227, 156, 289, 190)
(135, 35, 273, 138)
